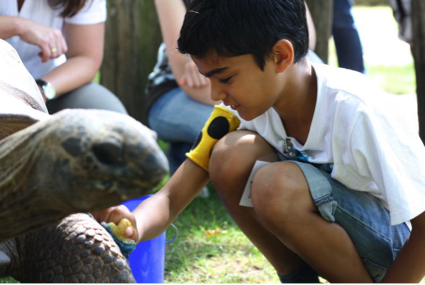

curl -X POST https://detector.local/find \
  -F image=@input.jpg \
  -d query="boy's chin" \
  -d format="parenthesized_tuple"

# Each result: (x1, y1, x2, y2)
(238, 110, 260, 122)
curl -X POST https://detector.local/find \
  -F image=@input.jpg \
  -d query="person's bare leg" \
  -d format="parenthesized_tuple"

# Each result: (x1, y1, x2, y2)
(251, 162, 373, 283)
(209, 131, 305, 276)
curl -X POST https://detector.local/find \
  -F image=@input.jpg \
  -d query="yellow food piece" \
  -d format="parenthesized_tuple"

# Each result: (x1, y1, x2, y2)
(108, 218, 137, 245)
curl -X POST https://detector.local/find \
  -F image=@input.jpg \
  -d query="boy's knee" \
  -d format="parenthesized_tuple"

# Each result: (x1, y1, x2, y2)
(209, 131, 275, 199)
(209, 131, 256, 183)
(251, 162, 312, 227)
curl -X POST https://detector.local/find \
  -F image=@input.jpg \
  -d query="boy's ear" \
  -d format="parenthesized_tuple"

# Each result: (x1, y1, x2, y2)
(272, 39, 294, 73)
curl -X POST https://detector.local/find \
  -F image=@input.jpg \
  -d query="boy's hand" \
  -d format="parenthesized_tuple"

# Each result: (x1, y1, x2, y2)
(91, 205, 140, 242)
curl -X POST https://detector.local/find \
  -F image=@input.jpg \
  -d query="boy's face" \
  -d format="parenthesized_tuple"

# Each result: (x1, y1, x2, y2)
(192, 52, 284, 121)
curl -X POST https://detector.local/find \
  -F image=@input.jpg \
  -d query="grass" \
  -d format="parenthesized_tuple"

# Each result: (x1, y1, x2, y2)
(367, 63, 416, 95)
(163, 187, 279, 283)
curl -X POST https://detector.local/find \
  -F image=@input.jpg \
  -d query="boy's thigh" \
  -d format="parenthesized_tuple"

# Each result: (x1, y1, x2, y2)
(210, 131, 276, 185)
(212, 130, 276, 163)
(288, 161, 410, 282)
(331, 185, 409, 281)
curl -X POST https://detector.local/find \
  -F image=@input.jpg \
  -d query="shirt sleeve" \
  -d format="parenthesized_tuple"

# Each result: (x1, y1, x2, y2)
(64, 0, 107, 25)
(350, 106, 425, 225)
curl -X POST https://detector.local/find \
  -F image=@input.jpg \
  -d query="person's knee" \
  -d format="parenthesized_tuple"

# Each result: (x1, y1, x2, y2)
(209, 131, 256, 187)
(251, 162, 311, 230)
(209, 131, 274, 198)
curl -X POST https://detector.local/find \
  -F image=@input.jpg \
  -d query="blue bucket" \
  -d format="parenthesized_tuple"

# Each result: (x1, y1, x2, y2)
(122, 194, 177, 283)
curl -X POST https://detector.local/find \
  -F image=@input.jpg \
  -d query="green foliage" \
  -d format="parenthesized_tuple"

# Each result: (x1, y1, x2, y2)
(0, 277, 18, 283)
(93, 71, 100, 84)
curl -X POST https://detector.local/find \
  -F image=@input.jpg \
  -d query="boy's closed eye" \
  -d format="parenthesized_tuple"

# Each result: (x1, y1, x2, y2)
(219, 76, 233, 84)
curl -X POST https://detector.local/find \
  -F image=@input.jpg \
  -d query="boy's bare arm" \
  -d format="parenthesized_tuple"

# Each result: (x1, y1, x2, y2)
(381, 212, 425, 283)
(133, 158, 210, 242)
(91, 159, 209, 242)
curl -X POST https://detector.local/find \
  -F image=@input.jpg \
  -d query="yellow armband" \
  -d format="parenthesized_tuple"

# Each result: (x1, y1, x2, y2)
(186, 105, 241, 171)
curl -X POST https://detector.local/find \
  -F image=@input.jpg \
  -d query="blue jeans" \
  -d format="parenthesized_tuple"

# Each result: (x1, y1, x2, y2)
(332, 0, 365, 74)
(148, 88, 214, 173)
(276, 155, 410, 283)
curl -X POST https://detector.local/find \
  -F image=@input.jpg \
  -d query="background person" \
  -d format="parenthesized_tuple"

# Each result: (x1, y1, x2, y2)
(146, 0, 217, 176)
(0, 0, 127, 114)
(332, 0, 366, 73)
(388, 0, 412, 47)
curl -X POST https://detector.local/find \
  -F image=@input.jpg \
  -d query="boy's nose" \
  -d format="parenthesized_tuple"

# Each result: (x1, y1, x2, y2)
(211, 84, 227, 101)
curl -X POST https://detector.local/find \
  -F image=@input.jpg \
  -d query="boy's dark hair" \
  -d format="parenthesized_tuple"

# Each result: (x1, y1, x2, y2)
(177, 0, 309, 70)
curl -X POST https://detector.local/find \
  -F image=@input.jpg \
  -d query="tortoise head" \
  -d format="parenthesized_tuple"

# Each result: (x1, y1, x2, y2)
(21, 109, 169, 212)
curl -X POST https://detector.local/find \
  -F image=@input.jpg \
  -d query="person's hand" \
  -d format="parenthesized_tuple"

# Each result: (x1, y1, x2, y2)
(91, 205, 140, 242)
(18, 18, 67, 63)
(179, 61, 210, 88)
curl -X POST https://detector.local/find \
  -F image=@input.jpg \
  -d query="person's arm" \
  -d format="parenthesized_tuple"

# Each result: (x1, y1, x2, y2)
(92, 158, 210, 242)
(0, 16, 22, 39)
(0, 15, 67, 62)
(380, 212, 425, 283)
(154, 0, 217, 106)
(39, 22, 104, 98)
(134, 158, 210, 241)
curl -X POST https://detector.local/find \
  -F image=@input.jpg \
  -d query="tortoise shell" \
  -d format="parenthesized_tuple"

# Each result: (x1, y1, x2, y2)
(0, 39, 49, 140)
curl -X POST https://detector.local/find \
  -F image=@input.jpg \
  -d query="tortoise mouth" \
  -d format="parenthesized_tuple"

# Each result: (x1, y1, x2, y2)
(62, 177, 164, 212)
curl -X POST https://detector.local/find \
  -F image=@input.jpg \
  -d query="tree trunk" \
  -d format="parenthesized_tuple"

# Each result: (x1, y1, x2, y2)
(411, 0, 425, 143)
(100, 0, 162, 124)
(305, 0, 334, 63)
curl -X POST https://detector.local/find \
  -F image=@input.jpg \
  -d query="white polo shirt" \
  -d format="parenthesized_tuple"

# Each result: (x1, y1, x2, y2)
(1, 0, 106, 79)
(222, 63, 425, 226)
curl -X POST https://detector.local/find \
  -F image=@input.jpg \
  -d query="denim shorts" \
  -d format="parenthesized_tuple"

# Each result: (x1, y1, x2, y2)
(279, 157, 410, 283)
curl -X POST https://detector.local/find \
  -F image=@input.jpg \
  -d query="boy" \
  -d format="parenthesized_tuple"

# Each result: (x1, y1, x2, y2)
(94, 0, 425, 282)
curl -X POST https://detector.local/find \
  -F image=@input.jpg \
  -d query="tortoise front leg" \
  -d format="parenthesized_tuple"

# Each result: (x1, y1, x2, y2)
(8, 213, 135, 283)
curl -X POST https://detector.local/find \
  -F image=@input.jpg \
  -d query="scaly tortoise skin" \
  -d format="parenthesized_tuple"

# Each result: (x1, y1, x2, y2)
(0, 39, 168, 282)
(1, 214, 135, 282)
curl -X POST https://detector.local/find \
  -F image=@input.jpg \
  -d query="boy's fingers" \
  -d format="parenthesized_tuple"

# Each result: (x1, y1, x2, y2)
(125, 227, 138, 241)
(109, 205, 131, 224)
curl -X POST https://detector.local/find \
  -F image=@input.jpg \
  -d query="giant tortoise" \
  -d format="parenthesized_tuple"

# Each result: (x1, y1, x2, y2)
(0, 39, 168, 282)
